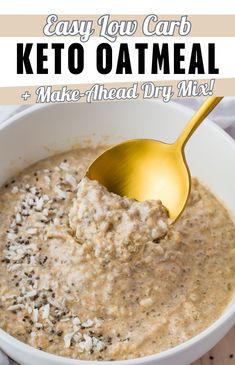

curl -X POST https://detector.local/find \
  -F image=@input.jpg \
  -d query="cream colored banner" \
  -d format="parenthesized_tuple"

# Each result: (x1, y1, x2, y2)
(0, 15, 234, 37)
(0, 79, 230, 104)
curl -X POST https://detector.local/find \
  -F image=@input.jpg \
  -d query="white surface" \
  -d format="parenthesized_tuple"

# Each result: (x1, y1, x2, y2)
(0, 101, 235, 365)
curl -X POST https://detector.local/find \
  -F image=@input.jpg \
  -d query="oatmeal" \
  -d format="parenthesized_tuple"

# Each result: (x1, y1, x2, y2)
(69, 177, 170, 262)
(0, 146, 235, 361)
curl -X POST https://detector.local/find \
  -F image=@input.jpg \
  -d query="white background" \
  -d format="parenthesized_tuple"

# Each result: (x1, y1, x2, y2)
(0, 37, 233, 87)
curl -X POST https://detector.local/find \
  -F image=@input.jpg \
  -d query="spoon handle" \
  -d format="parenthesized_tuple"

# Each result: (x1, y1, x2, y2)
(176, 96, 223, 149)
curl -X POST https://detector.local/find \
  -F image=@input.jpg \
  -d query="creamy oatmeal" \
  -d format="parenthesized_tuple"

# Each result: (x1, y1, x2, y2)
(69, 177, 170, 262)
(0, 146, 235, 361)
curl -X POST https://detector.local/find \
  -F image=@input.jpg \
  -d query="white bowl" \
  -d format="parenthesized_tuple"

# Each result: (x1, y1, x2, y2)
(0, 101, 235, 365)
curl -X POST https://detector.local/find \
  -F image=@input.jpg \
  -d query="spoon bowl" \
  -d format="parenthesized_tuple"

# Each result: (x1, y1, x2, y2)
(86, 97, 222, 221)
(87, 139, 190, 221)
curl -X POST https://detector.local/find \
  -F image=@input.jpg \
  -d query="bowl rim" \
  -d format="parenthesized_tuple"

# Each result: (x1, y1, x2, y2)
(0, 100, 235, 364)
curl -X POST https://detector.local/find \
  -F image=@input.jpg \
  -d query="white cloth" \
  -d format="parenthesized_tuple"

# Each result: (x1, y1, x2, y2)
(0, 351, 17, 365)
(175, 97, 235, 131)
(0, 99, 235, 365)
(0, 106, 29, 125)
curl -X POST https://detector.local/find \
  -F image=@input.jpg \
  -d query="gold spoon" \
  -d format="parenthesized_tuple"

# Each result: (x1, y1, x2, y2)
(86, 97, 223, 221)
